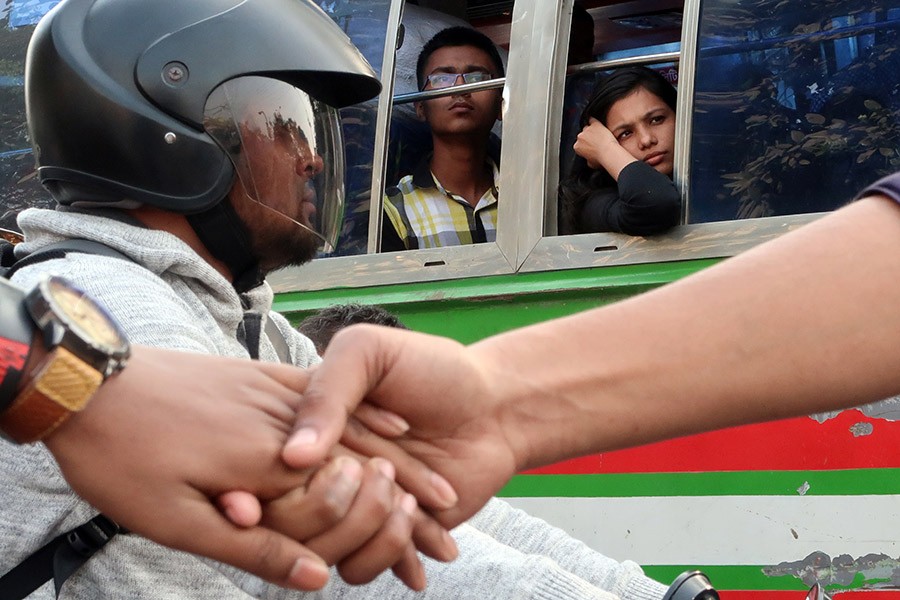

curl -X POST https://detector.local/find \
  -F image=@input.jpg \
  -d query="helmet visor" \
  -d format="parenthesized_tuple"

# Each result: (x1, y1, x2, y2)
(204, 76, 344, 252)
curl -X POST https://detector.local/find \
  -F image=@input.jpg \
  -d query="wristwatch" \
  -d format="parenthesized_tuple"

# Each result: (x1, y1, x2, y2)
(0, 276, 130, 443)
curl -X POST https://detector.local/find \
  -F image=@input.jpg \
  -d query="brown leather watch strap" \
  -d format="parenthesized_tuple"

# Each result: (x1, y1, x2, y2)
(0, 346, 102, 443)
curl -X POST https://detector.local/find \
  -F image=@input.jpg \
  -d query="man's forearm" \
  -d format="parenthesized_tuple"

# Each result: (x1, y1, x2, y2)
(473, 195, 900, 470)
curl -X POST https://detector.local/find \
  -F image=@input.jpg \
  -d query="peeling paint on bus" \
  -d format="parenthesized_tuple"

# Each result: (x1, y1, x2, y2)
(764, 552, 900, 589)
(812, 397, 900, 424)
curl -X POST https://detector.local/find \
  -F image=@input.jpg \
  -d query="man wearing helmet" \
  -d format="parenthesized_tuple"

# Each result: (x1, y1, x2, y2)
(3, 0, 456, 595)
(1, 1, 670, 599)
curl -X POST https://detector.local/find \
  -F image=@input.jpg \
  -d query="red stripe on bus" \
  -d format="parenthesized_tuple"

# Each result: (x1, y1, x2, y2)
(720, 592, 900, 600)
(525, 410, 900, 475)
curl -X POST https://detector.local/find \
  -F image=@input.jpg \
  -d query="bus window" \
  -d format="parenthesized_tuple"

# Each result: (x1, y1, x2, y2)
(380, 1, 512, 252)
(315, 0, 393, 258)
(384, 4, 478, 196)
(689, 0, 900, 223)
(556, 0, 683, 237)
(0, 2, 56, 232)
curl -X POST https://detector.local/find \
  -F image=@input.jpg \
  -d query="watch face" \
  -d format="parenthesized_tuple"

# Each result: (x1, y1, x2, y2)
(0, 228, 24, 245)
(43, 276, 129, 356)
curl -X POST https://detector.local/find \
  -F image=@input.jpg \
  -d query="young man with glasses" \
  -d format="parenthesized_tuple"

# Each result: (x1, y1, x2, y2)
(382, 26, 505, 251)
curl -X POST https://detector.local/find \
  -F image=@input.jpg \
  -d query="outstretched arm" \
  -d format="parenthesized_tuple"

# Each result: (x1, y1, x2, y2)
(286, 193, 900, 526)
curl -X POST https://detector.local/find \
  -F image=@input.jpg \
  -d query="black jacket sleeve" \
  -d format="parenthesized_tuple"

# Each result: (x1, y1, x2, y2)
(858, 171, 900, 205)
(579, 161, 681, 236)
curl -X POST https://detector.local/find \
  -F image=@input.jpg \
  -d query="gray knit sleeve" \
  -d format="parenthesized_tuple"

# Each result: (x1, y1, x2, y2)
(467, 498, 668, 600)
(223, 522, 630, 600)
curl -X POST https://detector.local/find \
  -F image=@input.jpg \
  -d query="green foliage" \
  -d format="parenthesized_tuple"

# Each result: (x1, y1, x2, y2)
(701, 0, 900, 219)
(724, 96, 899, 219)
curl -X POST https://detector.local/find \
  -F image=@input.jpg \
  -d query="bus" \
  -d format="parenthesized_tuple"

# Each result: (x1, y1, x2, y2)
(1, 0, 898, 598)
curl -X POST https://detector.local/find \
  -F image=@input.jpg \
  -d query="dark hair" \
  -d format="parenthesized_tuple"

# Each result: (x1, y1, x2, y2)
(297, 303, 408, 354)
(417, 26, 505, 90)
(558, 66, 677, 234)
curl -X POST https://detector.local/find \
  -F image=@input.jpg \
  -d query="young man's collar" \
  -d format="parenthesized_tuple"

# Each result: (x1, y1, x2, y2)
(409, 153, 500, 194)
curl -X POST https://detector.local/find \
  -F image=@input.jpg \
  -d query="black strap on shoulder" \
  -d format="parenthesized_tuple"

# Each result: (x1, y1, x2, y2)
(0, 241, 16, 271)
(0, 514, 122, 599)
(265, 316, 291, 363)
(4, 238, 131, 279)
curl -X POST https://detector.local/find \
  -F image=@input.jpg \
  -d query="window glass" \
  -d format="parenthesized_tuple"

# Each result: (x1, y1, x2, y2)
(689, 0, 900, 223)
(0, 0, 59, 232)
(556, 1, 682, 237)
(598, 42, 681, 62)
(380, 1, 511, 252)
(316, 0, 393, 257)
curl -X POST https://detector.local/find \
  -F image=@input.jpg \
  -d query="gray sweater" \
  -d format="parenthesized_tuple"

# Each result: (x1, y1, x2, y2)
(2, 207, 667, 600)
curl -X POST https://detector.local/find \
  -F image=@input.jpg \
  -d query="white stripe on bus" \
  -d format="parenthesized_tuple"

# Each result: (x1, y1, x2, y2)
(503, 495, 900, 564)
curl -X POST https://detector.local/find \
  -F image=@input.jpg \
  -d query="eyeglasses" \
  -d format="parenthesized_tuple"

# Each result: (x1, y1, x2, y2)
(422, 71, 493, 90)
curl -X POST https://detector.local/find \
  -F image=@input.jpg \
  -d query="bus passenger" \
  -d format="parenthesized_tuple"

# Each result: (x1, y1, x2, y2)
(298, 303, 409, 354)
(382, 27, 503, 251)
(559, 67, 681, 236)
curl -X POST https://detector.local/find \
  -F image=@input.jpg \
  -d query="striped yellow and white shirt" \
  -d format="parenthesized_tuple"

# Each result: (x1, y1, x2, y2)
(382, 158, 499, 251)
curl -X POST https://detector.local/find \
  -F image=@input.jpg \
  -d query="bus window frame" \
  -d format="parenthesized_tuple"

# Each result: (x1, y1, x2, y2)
(267, 0, 831, 295)
(366, 0, 406, 254)
(514, 0, 828, 276)
(271, 0, 531, 293)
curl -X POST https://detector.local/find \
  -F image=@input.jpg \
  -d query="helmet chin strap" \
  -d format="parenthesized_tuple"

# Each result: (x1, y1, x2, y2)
(187, 200, 264, 293)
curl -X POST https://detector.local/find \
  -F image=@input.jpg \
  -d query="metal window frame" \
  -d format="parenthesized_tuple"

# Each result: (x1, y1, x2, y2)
(270, 0, 520, 293)
(269, 0, 827, 295)
(366, 0, 407, 255)
(513, 0, 827, 275)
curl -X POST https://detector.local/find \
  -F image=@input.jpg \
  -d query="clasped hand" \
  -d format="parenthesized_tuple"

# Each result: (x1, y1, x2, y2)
(44, 346, 461, 592)
(573, 117, 620, 170)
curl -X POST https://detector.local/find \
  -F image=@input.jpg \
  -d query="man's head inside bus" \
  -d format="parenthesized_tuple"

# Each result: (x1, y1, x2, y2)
(25, 0, 380, 290)
(414, 26, 504, 138)
(381, 26, 505, 252)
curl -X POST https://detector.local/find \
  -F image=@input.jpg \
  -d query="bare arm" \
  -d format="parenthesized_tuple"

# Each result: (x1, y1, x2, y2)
(478, 194, 900, 466)
(287, 194, 900, 527)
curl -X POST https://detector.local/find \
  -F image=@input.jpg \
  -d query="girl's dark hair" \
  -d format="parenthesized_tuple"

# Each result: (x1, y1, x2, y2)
(558, 66, 677, 234)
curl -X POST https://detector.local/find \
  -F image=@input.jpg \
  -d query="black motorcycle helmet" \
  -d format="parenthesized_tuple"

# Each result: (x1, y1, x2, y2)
(27, 0, 379, 211)
(26, 0, 380, 288)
